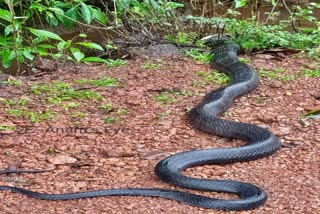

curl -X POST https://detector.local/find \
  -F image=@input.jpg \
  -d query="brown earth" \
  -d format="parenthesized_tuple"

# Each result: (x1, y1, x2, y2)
(0, 53, 319, 214)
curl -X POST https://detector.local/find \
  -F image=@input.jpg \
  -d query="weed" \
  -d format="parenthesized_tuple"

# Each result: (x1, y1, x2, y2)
(300, 68, 320, 78)
(2, 98, 31, 107)
(142, 61, 163, 69)
(117, 108, 130, 115)
(62, 102, 80, 110)
(104, 116, 120, 124)
(259, 68, 295, 81)
(6, 109, 23, 116)
(165, 32, 198, 45)
(239, 58, 252, 63)
(303, 109, 320, 119)
(104, 59, 128, 67)
(27, 111, 56, 123)
(31, 81, 104, 103)
(196, 70, 230, 85)
(153, 90, 192, 105)
(70, 112, 87, 119)
(100, 103, 114, 111)
(7, 109, 55, 123)
(76, 77, 119, 87)
(153, 93, 176, 104)
(47, 148, 56, 154)
(0, 79, 23, 86)
(185, 49, 213, 63)
(0, 125, 16, 131)
(155, 110, 171, 119)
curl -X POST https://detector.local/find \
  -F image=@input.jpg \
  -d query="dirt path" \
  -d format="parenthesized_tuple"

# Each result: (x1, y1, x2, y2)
(0, 54, 319, 214)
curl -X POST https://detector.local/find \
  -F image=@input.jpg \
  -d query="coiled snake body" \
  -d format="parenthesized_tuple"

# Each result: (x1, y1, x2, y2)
(0, 37, 281, 211)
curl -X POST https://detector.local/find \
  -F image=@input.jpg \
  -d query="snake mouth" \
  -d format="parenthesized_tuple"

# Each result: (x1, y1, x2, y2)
(200, 34, 234, 48)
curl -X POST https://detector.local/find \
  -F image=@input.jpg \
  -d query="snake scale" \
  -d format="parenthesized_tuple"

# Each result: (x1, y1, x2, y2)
(0, 36, 281, 211)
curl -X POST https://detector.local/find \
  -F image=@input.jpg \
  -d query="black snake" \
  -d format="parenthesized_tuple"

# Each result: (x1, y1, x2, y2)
(0, 36, 281, 211)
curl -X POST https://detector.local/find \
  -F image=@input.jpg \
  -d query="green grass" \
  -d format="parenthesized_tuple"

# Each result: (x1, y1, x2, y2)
(104, 59, 128, 67)
(185, 49, 213, 63)
(0, 125, 16, 131)
(70, 111, 87, 119)
(153, 93, 176, 104)
(259, 68, 295, 81)
(117, 108, 129, 115)
(300, 68, 320, 78)
(153, 90, 192, 105)
(239, 58, 252, 63)
(100, 103, 114, 111)
(164, 32, 198, 45)
(104, 116, 120, 124)
(76, 77, 119, 87)
(62, 102, 80, 110)
(0, 79, 23, 86)
(31, 81, 104, 104)
(7, 109, 56, 123)
(196, 70, 230, 85)
(142, 61, 163, 69)
(1, 98, 32, 107)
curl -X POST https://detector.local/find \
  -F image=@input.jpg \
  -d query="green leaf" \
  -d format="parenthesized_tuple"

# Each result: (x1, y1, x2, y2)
(28, 28, 64, 41)
(64, 7, 78, 28)
(148, 0, 160, 9)
(304, 109, 320, 119)
(82, 57, 106, 63)
(92, 8, 108, 24)
(70, 47, 85, 62)
(46, 12, 59, 27)
(0, 8, 12, 22)
(2, 50, 15, 68)
(37, 44, 56, 49)
(76, 42, 104, 51)
(81, 2, 93, 24)
(235, 0, 248, 8)
(79, 34, 87, 38)
(52, 53, 63, 59)
(4, 24, 13, 36)
(22, 48, 34, 60)
(57, 41, 71, 50)
(48, 7, 65, 23)
(165, 2, 184, 9)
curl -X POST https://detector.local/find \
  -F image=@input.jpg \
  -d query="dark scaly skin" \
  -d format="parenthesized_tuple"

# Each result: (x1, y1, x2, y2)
(0, 38, 281, 211)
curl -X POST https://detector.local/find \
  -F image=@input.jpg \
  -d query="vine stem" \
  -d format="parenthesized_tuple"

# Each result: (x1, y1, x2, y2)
(7, 0, 21, 73)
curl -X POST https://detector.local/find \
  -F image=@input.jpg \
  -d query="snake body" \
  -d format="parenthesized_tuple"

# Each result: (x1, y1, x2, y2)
(0, 37, 281, 211)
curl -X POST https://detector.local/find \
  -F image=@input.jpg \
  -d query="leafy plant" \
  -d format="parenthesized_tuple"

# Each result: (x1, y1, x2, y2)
(165, 32, 198, 45)
(186, 16, 320, 55)
(185, 49, 213, 63)
(0, 1, 119, 72)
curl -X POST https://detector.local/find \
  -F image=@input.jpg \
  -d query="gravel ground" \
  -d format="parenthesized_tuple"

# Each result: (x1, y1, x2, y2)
(0, 54, 319, 214)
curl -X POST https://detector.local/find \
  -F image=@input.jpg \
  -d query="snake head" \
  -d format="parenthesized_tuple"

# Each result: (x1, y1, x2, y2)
(201, 34, 233, 48)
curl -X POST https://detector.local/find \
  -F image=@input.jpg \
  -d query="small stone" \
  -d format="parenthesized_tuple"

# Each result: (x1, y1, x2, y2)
(285, 91, 292, 96)
(47, 154, 77, 165)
